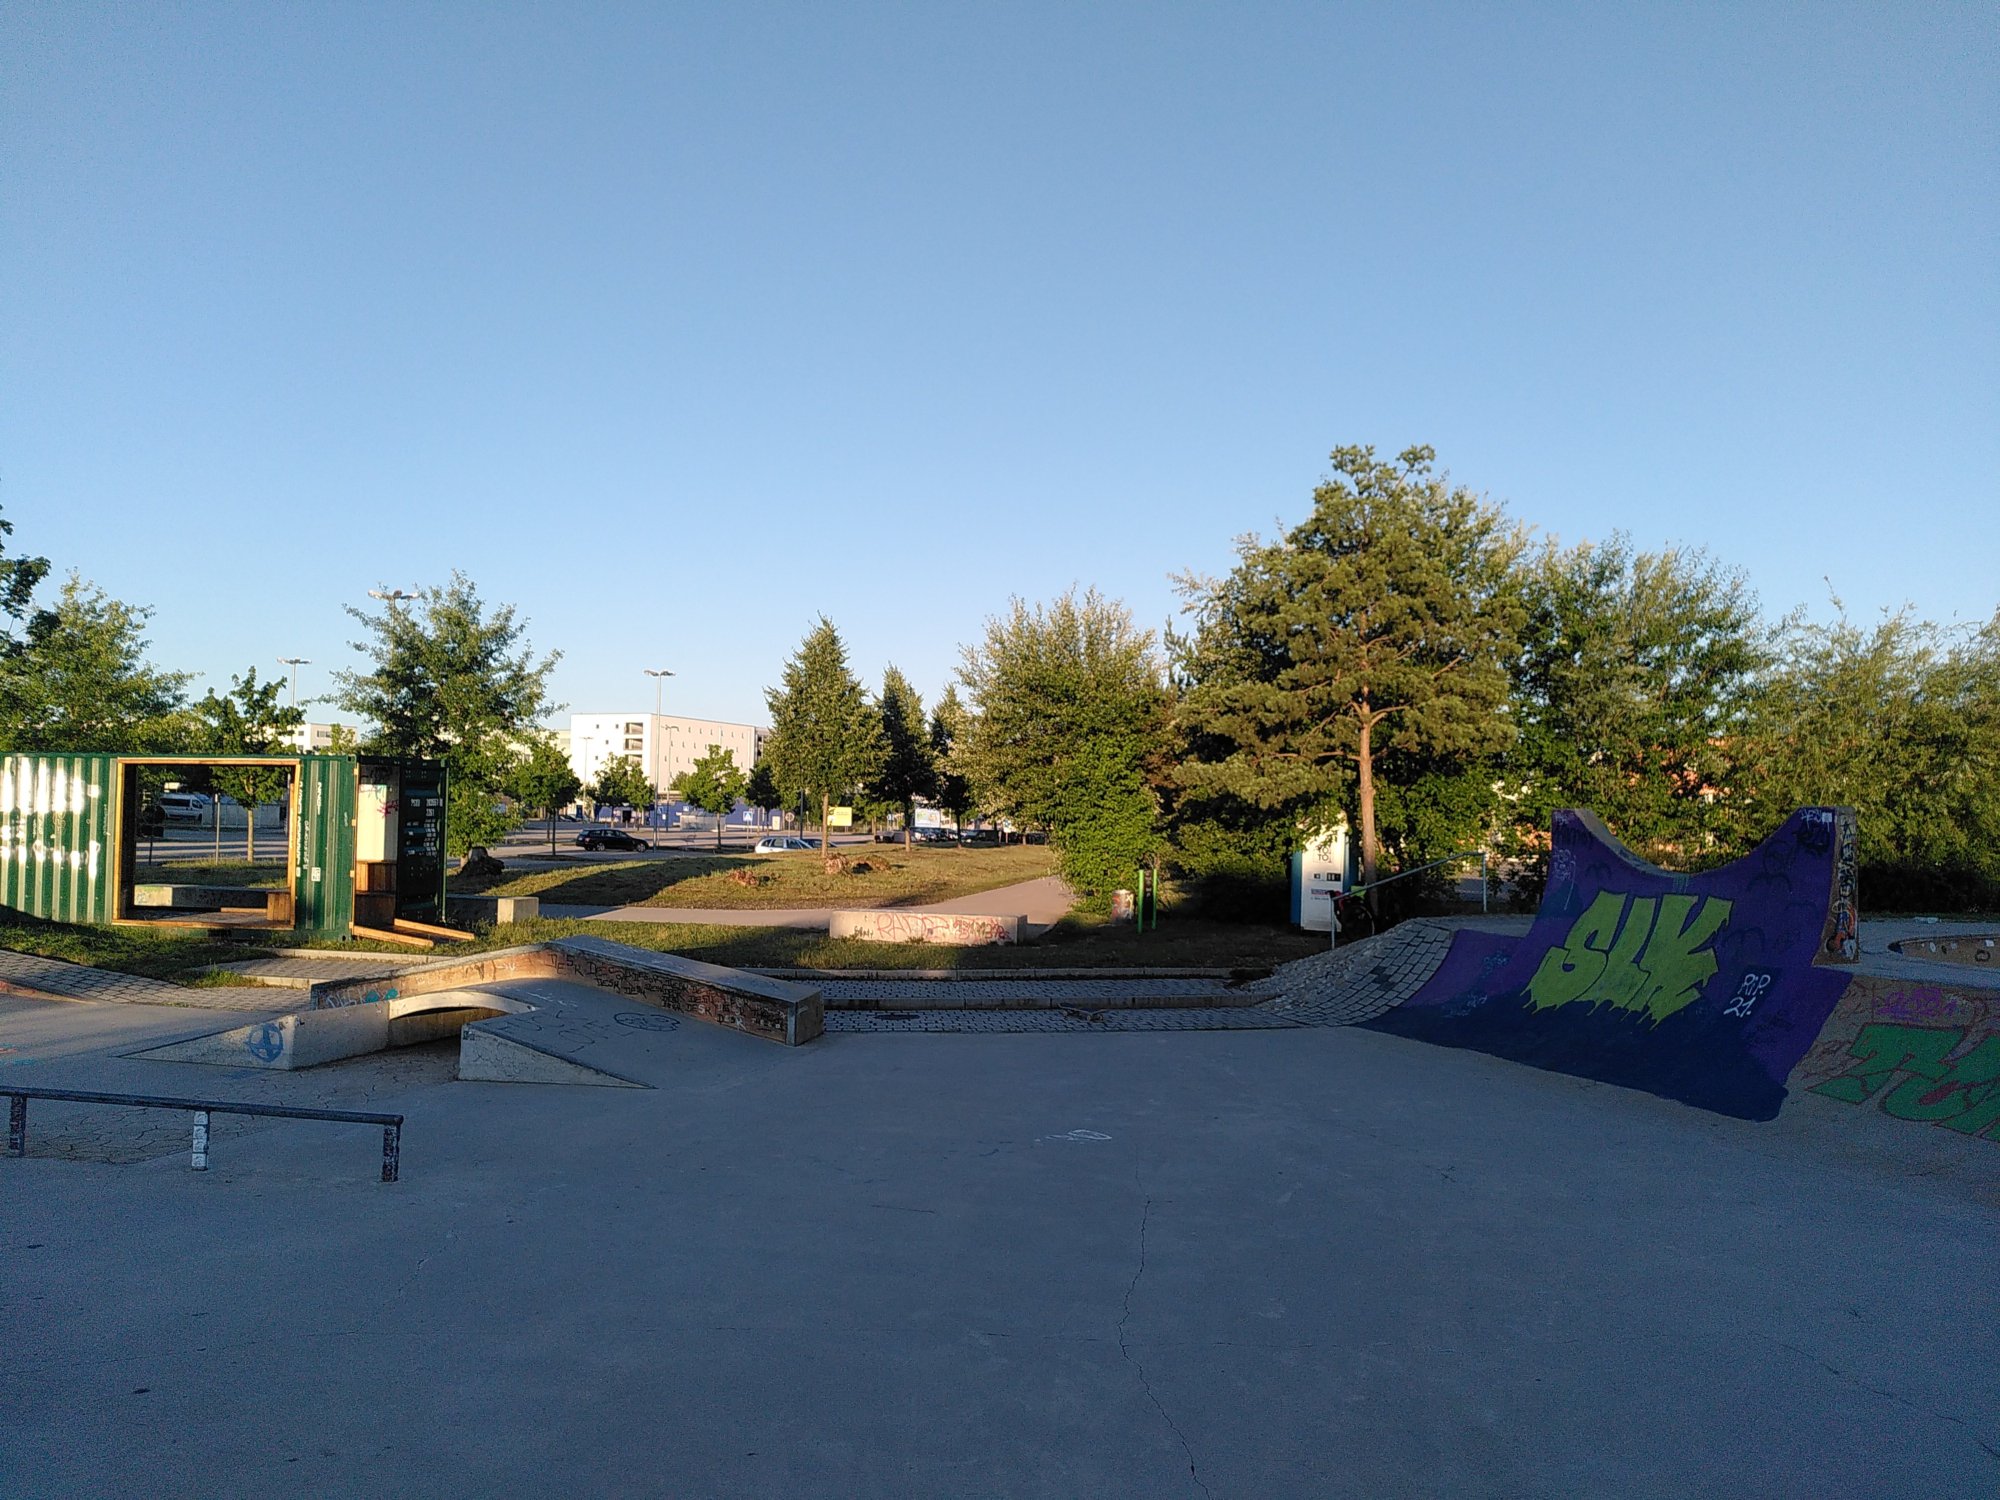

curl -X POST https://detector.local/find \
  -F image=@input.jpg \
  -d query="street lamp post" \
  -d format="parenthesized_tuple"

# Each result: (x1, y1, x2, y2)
(643, 668, 675, 718)
(643, 670, 674, 833)
(277, 657, 309, 707)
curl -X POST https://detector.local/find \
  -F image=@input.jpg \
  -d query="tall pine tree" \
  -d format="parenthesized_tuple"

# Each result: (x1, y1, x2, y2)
(868, 666, 937, 846)
(1173, 445, 1525, 891)
(763, 618, 883, 849)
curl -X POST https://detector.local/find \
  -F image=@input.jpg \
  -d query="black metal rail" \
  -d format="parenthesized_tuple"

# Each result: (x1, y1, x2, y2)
(3, 1086, 402, 1182)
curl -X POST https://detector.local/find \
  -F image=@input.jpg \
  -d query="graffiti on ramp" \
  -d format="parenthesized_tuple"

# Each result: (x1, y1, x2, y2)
(1363, 808, 1860, 1122)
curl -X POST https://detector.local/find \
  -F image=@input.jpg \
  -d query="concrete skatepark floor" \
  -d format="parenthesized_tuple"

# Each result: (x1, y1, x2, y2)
(3, 992, 1995, 1498)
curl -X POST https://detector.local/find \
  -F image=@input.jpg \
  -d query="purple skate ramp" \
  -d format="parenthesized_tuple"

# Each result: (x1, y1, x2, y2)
(1362, 808, 1859, 1121)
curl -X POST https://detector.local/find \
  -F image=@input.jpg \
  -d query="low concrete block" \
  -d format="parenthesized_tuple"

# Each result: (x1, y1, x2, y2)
(827, 910, 1027, 946)
(137, 990, 531, 1070)
(445, 894, 542, 925)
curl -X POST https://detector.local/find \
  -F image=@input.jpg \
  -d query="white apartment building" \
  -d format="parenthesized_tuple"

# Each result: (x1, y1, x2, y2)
(566, 713, 766, 800)
(287, 722, 358, 752)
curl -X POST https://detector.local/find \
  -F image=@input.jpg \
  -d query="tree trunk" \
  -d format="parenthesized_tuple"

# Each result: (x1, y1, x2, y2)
(821, 791, 830, 852)
(245, 806, 256, 863)
(1358, 710, 1378, 900)
(904, 800, 913, 849)
(716, 815, 723, 851)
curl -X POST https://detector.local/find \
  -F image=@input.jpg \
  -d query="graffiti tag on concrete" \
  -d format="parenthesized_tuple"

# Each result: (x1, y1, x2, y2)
(1809, 1022, 2000, 1140)
(1526, 892, 1733, 1023)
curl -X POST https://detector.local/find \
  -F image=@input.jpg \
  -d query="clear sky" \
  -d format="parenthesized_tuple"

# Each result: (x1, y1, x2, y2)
(4, 3, 1994, 730)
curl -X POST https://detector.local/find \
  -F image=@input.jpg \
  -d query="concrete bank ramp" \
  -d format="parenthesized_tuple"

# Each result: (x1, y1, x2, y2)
(132, 937, 822, 1088)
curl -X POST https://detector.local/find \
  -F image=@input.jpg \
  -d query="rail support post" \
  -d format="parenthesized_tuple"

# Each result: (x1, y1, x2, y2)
(191, 1111, 210, 1171)
(7, 1094, 24, 1157)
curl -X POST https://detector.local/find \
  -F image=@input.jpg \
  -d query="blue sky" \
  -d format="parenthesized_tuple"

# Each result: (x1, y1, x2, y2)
(4, 3, 1994, 729)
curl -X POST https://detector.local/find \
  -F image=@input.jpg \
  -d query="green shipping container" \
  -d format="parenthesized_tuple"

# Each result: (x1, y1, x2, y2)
(0, 753, 119, 925)
(0, 751, 446, 939)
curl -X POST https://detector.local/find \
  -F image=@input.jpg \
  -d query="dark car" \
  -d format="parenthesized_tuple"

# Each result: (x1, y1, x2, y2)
(576, 828, 652, 852)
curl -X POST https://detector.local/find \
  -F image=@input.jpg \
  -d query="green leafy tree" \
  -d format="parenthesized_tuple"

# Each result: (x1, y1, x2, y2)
(1172, 444, 1526, 893)
(0, 506, 51, 650)
(1501, 535, 1771, 892)
(333, 572, 560, 855)
(744, 758, 784, 827)
(868, 666, 937, 846)
(1745, 602, 2000, 905)
(192, 667, 304, 861)
(929, 685, 974, 833)
(959, 587, 1165, 895)
(0, 573, 191, 752)
(510, 733, 582, 854)
(678, 744, 747, 849)
(590, 756, 655, 817)
(762, 618, 884, 848)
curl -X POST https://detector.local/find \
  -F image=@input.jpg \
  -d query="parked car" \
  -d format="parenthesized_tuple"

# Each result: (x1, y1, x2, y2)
(156, 792, 210, 824)
(753, 835, 822, 853)
(576, 828, 652, 851)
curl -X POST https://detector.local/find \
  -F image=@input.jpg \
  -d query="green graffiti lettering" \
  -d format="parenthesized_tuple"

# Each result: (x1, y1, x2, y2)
(1589, 897, 1659, 1010)
(1628, 894, 1733, 1022)
(1526, 891, 1626, 1010)
(1811, 1024, 2000, 1142)
(1881, 1037, 2000, 1128)
(1526, 891, 1730, 1022)
(1810, 1023, 1956, 1104)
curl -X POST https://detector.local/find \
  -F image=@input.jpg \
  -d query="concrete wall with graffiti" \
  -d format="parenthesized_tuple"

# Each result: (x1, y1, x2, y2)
(1364, 808, 1865, 1121)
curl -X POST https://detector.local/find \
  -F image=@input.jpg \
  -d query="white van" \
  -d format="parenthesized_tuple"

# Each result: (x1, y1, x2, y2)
(157, 792, 210, 824)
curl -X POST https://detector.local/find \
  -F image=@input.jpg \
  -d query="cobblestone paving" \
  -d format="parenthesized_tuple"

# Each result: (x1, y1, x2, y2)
(825, 1006, 1300, 1033)
(0, 950, 211, 1008)
(818, 977, 1243, 1009)
(1249, 919, 1471, 1026)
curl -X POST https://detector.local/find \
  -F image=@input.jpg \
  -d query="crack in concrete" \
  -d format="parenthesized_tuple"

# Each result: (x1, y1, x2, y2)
(1116, 1194, 1211, 1499)
(1773, 1337, 1991, 1455)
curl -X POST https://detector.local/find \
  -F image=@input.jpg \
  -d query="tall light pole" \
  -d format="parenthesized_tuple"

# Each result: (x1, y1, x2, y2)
(643, 669, 675, 835)
(277, 657, 309, 707)
(643, 668, 675, 718)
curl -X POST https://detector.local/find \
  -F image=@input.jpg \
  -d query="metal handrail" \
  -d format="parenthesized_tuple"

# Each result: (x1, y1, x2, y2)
(4, 1085, 402, 1182)
(1344, 848, 1490, 903)
(1333, 849, 1490, 948)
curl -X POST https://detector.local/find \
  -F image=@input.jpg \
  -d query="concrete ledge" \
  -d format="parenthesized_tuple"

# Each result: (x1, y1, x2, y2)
(306, 938, 822, 1046)
(446, 894, 542, 925)
(132, 884, 282, 911)
(552, 936, 822, 1045)
(1889, 933, 1997, 967)
(827, 911, 1026, 946)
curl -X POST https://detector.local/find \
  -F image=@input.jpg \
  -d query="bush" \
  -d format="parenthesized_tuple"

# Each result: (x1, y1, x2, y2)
(1858, 862, 2000, 915)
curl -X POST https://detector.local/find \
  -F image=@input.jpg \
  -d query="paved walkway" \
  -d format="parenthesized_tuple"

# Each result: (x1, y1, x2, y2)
(540, 874, 1078, 935)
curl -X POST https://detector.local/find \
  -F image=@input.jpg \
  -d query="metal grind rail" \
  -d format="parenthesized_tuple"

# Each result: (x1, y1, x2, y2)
(4, 1086, 403, 1182)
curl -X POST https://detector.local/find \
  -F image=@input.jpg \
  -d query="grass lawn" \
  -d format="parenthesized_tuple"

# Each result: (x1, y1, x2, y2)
(465, 843, 1057, 910)
(0, 913, 258, 984)
(127, 861, 289, 889)
(0, 897, 1322, 985)
(427, 908, 1326, 974)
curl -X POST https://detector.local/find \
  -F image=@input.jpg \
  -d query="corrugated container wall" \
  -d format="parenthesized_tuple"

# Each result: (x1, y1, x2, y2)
(0, 754, 118, 925)
(294, 755, 358, 936)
